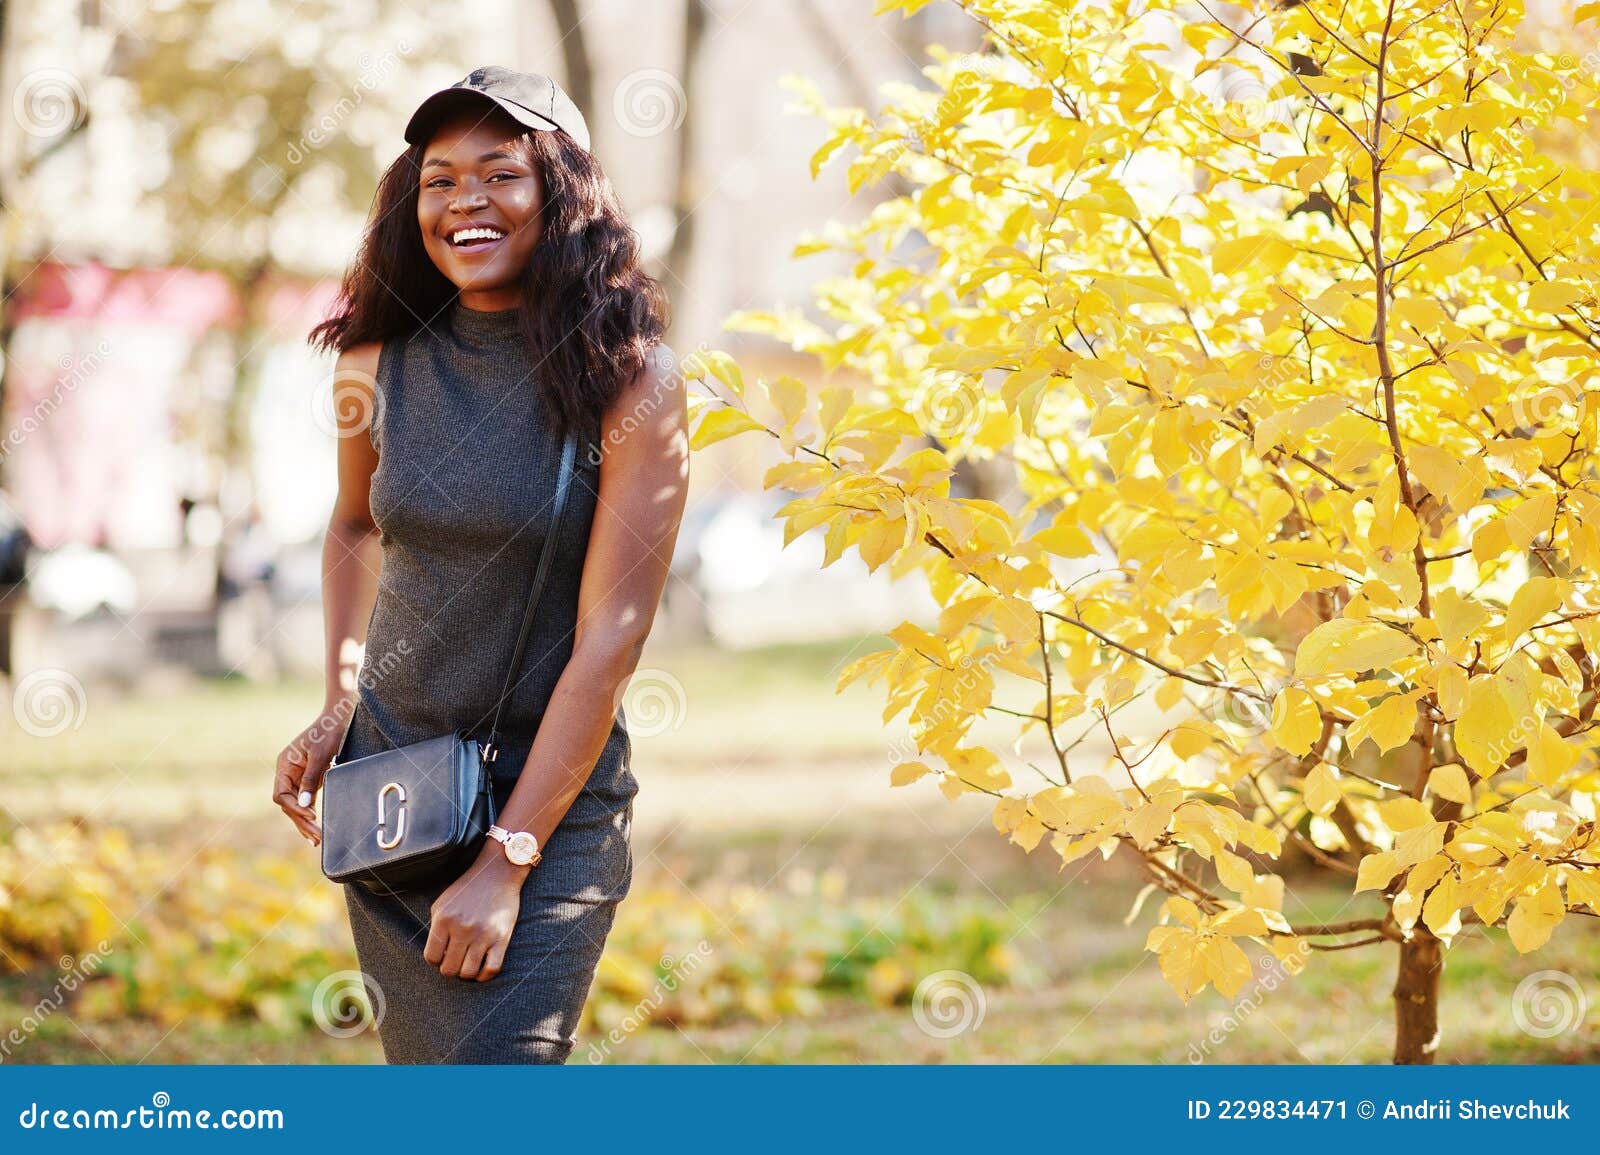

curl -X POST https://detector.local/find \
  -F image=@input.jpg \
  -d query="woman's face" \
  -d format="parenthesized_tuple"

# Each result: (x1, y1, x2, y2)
(417, 109, 544, 308)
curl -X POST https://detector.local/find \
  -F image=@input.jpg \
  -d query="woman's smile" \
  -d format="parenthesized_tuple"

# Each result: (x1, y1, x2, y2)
(446, 223, 508, 252)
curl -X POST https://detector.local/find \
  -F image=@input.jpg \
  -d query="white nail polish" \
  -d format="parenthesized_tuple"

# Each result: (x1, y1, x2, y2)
(298, 790, 313, 807)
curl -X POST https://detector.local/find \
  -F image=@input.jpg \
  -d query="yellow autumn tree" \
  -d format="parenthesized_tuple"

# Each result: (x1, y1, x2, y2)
(686, 0, 1600, 1063)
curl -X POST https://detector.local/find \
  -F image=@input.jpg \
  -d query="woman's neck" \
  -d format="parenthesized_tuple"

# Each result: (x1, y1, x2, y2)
(456, 286, 522, 312)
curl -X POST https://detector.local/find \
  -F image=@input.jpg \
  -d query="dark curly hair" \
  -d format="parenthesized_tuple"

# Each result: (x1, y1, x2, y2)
(308, 122, 670, 444)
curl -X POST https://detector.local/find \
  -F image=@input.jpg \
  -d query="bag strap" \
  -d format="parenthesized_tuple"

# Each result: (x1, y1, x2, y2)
(480, 430, 579, 767)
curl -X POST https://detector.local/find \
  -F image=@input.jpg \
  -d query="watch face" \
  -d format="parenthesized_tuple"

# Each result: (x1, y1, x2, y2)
(505, 831, 539, 866)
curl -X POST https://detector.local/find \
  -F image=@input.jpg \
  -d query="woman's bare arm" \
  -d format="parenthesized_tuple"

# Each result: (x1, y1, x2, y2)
(272, 342, 384, 841)
(502, 341, 690, 832)
(322, 343, 385, 716)
(424, 341, 689, 980)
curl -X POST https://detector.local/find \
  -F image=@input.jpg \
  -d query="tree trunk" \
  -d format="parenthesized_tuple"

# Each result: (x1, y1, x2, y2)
(544, 0, 592, 120)
(1393, 928, 1442, 1063)
(661, 0, 707, 296)
(212, 260, 272, 608)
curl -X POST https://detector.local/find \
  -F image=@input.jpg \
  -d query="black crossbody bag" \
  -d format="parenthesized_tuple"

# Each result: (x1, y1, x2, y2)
(320, 432, 578, 894)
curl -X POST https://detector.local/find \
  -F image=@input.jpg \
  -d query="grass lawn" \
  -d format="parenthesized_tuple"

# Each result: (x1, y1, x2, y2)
(2, 634, 1596, 1064)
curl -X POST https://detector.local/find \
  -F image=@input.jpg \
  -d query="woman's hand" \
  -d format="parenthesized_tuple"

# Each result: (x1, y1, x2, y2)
(272, 703, 350, 845)
(425, 847, 530, 981)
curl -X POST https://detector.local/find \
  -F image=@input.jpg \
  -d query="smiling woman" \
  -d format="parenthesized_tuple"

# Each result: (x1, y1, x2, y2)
(277, 67, 687, 1065)
(303, 66, 669, 444)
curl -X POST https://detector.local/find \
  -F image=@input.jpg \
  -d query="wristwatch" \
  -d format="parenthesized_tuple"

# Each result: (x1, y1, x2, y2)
(487, 825, 542, 867)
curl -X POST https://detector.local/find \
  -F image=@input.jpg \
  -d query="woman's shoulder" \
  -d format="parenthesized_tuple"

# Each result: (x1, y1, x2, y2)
(336, 341, 384, 380)
(608, 340, 681, 409)
(644, 340, 678, 380)
(329, 343, 387, 448)
(333, 341, 390, 406)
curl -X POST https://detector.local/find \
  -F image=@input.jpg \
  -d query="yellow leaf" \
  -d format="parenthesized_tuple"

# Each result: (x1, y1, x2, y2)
(1413, 442, 1490, 517)
(945, 746, 1010, 791)
(1506, 881, 1565, 952)
(690, 405, 765, 450)
(1032, 524, 1097, 558)
(807, 133, 849, 181)
(1434, 589, 1490, 647)
(1214, 850, 1255, 893)
(1211, 906, 1274, 937)
(1146, 924, 1252, 1001)
(1527, 281, 1584, 312)
(1010, 814, 1047, 852)
(1379, 796, 1434, 830)
(1436, 663, 1468, 715)
(1294, 618, 1417, 678)
(1214, 235, 1294, 275)
(1421, 872, 1463, 940)
(988, 597, 1038, 645)
(1303, 762, 1341, 817)
(1356, 850, 1402, 892)
(1126, 803, 1173, 849)
(1505, 492, 1556, 552)
(886, 447, 955, 489)
(767, 375, 809, 430)
(1405, 854, 1453, 897)
(1145, 926, 1204, 1002)
(1563, 868, 1600, 911)
(1505, 577, 1562, 642)
(818, 386, 853, 436)
(890, 760, 932, 787)
(1394, 820, 1445, 868)
(691, 349, 746, 397)
(836, 648, 893, 692)
(1472, 516, 1511, 567)
(1202, 934, 1255, 998)
(938, 774, 971, 801)
(1526, 723, 1578, 788)
(1162, 895, 1204, 928)
(1169, 727, 1211, 759)
(855, 516, 903, 572)
(1428, 763, 1473, 805)
(1347, 691, 1420, 755)
(1270, 688, 1321, 756)
(1455, 674, 1527, 775)
(1368, 473, 1419, 556)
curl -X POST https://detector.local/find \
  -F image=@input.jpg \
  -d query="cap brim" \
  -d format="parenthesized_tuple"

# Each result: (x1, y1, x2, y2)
(403, 88, 560, 146)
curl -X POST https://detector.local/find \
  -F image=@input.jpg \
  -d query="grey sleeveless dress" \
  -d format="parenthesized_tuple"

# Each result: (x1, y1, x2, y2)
(336, 298, 638, 1064)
